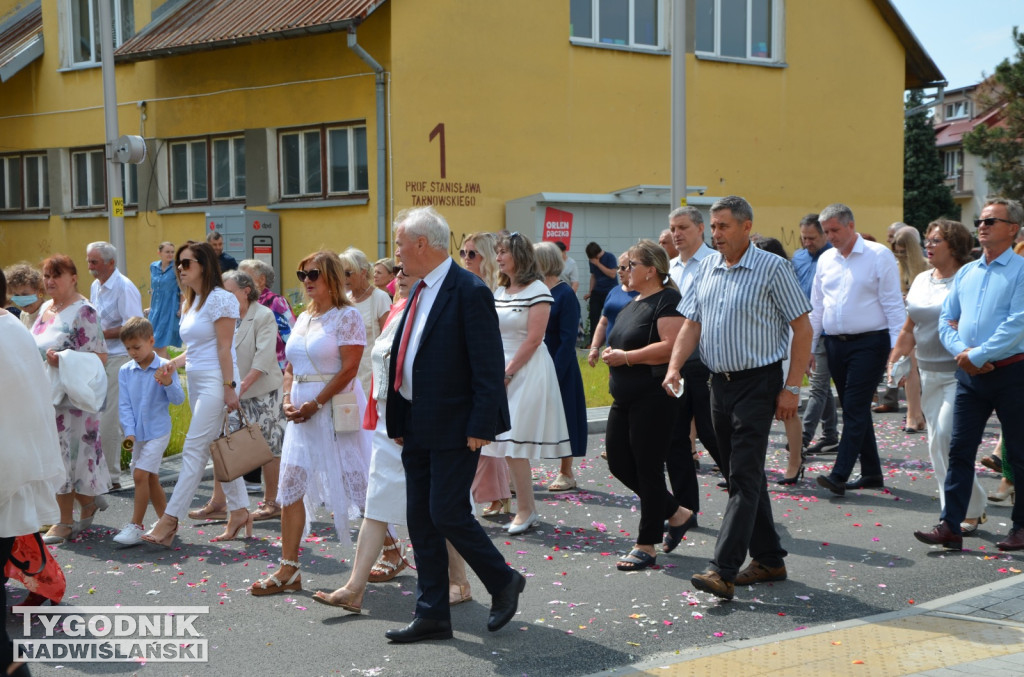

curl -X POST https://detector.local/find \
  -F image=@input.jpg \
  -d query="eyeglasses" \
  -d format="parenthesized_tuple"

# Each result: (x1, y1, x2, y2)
(296, 269, 322, 283)
(617, 265, 629, 272)
(177, 258, 195, 270)
(459, 249, 477, 261)
(924, 237, 944, 247)
(974, 217, 1017, 228)
(628, 260, 643, 269)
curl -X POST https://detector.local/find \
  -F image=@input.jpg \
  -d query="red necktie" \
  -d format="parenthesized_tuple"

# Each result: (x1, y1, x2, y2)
(393, 282, 423, 392)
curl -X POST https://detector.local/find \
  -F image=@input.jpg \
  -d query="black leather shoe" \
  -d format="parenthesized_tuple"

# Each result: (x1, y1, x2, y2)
(816, 473, 846, 496)
(487, 572, 526, 632)
(384, 618, 453, 643)
(913, 521, 963, 551)
(845, 475, 885, 490)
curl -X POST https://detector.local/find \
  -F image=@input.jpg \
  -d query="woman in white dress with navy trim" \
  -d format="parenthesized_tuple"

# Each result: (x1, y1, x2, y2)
(481, 232, 570, 534)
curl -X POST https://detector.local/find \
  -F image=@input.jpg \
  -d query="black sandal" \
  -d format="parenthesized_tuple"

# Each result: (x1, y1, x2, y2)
(663, 513, 698, 553)
(617, 548, 657, 571)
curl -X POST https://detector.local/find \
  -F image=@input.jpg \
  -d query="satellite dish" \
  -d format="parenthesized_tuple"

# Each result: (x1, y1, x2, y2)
(114, 135, 147, 164)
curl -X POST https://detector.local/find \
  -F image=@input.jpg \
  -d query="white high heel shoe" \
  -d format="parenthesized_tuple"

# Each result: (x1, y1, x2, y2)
(507, 512, 540, 535)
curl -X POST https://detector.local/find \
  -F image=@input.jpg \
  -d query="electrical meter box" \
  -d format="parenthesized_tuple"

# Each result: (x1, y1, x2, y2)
(205, 209, 282, 294)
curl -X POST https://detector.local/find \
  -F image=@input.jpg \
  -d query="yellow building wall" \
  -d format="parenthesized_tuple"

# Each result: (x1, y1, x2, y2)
(2, 0, 911, 297)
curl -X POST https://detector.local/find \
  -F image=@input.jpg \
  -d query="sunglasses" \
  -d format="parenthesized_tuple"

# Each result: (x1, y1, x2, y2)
(296, 269, 322, 283)
(617, 265, 629, 272)
(459, 249, 478, 261)
(177, 258, 196, 270)
(394, 266, 406, 276)
(974, 217, 1017, 228)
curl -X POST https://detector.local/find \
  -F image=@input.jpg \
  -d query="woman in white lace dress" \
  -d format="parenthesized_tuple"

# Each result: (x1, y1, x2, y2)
(145, 242, 250, 547)
(252, 250, 371, 596)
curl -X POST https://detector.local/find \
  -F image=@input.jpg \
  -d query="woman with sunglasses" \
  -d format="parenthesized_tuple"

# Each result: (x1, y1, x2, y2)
(481, 232, 571, 535)
(146, 242, 250, 547)
(252, 251, 370, 596)
(313, 264, 419, 612)
(459, 233, 512, 520)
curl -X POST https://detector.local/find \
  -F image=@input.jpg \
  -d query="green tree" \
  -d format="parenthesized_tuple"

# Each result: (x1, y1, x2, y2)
(904, 89, 958, 229)
(963, 27, 1024, 201)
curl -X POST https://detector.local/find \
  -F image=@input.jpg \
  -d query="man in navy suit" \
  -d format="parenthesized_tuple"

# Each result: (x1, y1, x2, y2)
(385, 206, 525, 643)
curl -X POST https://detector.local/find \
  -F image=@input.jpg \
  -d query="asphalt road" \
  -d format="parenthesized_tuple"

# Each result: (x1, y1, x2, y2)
(8, 409, 1013, 677)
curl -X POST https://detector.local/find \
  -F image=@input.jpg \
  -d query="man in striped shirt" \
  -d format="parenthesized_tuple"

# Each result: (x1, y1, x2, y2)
(811, 204, 904, 497)
(664, 196, 812, 600)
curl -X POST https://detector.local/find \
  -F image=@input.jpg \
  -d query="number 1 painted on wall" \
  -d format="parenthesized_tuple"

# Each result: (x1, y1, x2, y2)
(429, 123, 446, 178)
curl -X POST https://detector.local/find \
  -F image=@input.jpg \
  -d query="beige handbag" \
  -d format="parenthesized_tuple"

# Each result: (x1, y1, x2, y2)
(209, 408, 274, 482)
(303, 335, 361, 433)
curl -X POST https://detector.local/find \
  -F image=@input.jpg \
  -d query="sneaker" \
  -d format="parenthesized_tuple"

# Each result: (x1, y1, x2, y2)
(244, 482, 263, 494)
(113, 523, 145, 545)
(805, 439, 839, 456)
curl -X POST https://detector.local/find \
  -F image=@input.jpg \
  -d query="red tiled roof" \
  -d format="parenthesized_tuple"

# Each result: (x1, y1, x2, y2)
(935, 105, 1006, 148)
(115, 0, 384, 63)
(0, 1, 43, 83)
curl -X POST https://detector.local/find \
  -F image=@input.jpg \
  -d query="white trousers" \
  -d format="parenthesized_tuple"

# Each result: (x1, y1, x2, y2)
(164, 369, 247, 518)
(101, 354, 132, 478)
(920, 368, 986, 519)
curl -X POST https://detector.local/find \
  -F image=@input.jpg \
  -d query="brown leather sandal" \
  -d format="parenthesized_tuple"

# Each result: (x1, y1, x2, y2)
(250, 499, 282, 521)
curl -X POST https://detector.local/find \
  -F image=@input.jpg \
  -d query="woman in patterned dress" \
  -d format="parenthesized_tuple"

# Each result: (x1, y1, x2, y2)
(32, 254, 110, 544)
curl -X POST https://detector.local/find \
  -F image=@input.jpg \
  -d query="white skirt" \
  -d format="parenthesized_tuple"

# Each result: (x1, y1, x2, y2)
(363, 400, 407, 526)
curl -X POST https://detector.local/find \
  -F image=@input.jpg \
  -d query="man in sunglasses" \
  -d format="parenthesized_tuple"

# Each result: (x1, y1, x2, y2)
(915, 197, 1024, 551)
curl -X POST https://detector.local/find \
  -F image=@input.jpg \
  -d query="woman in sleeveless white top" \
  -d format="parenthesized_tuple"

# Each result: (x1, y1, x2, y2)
(482, 233, 570, 535)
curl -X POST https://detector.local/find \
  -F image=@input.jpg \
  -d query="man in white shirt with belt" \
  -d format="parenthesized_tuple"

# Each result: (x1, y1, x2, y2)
(811, 205, 904, 497)
(88, 242, 144, 489)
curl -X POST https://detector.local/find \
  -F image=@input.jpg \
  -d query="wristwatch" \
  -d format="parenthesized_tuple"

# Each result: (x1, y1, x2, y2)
(223, 380, 236, 388)
(783, 384, 800, 396)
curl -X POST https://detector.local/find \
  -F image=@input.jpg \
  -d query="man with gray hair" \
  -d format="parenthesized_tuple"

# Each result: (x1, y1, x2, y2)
(811, 205, 904, 497)
(384, 206, 523, 642)
(87, 241, 144, 489)
(915, 197, 1024, 550)
(664, 196, 811, 600)
(665, 206, 722, 508)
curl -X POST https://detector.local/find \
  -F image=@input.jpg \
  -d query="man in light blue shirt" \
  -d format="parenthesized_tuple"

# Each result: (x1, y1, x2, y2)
(792, 214, 839, 456)
(915, 197, 1024, 551)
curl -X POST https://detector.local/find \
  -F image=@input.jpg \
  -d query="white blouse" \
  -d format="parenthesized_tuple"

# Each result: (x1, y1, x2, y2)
(179, 287, 239, 372)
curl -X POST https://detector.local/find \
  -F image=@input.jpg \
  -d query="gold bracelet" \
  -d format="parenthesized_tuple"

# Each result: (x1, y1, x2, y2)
(624, 351, 631, 367)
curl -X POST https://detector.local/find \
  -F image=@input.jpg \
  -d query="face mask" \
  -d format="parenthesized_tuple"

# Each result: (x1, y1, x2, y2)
(11, 294, 38, 307)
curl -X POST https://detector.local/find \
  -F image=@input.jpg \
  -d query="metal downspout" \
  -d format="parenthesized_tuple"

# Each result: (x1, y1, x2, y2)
(347, 29, 387, 258)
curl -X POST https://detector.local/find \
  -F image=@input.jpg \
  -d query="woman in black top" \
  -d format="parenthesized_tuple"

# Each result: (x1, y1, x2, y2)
(603, 240, 696, 571)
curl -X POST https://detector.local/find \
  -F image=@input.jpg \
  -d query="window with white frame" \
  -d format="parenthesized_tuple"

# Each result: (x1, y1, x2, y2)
(0, 156, 20, 211)
(944, 100, 970, 121)
(170, 139, 208, 203)
(72, 148, 105, 209)
(570, 0, 664, 50)
(64, 0, 134, 67)
(943, 150, 962, 179)
(23, 154, 49, 211)
(212, 137, 246, 200)
(695, 0, 783, 63)
(121, 162, 138, 207)
(170, 135, 245, 204)
(279, 123, 368, 200)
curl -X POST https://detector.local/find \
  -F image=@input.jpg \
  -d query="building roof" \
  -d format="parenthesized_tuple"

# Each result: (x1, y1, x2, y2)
(870, 0, 945, 89)
(0, 1, 43, 83)
(934, 105, 1006, 148)
(115, 0, 384, 63)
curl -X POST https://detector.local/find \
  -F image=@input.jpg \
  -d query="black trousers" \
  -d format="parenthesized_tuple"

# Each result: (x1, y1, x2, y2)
(588, 289, 609, 341)
(708, 364, 787, 581)
(825, 332, 889, 481)
(606, 388, 680, 546)
(402, 445, 514, 621)
(666, 359, 723, 512)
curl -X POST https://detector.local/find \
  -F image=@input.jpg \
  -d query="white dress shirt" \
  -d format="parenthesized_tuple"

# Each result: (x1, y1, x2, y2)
(670, 242, 716, 315)
(90, 268, 143, 356)
(810, 235, 904, 349)
(398, 256, 453, 400)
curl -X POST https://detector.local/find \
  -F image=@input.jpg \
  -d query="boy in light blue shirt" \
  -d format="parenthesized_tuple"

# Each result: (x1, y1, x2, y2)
(114, 317, 185, 545)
